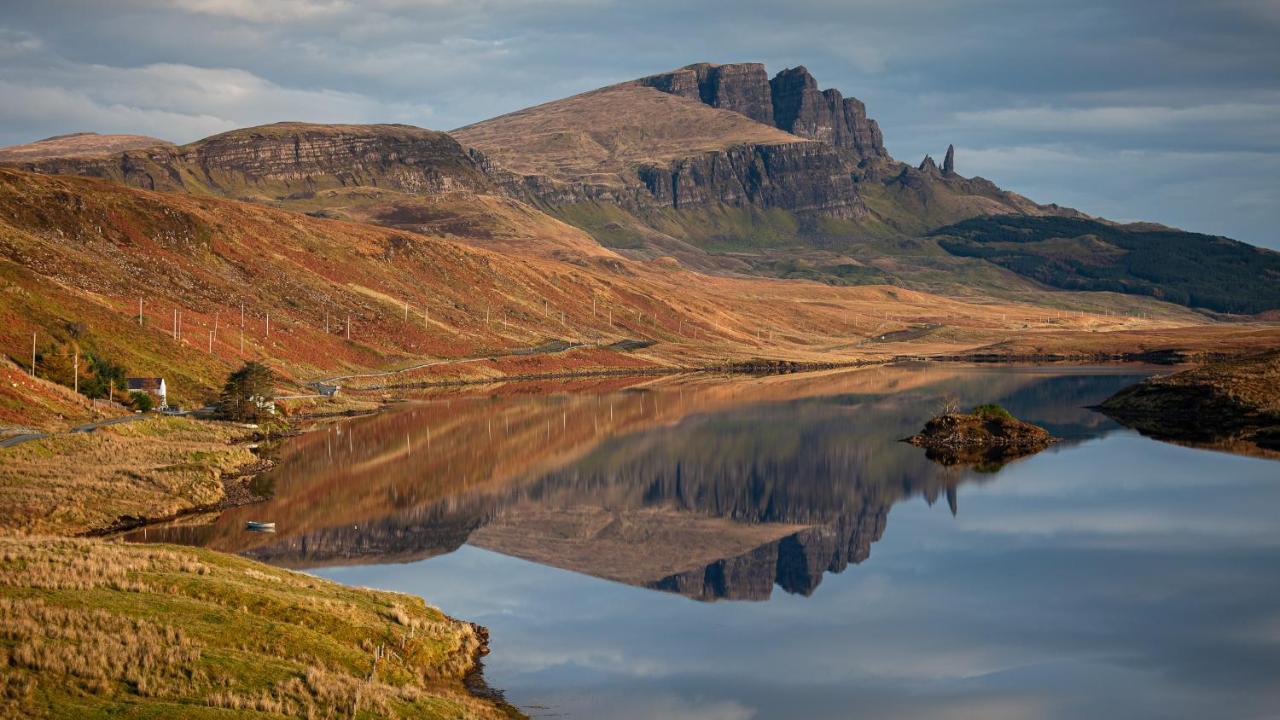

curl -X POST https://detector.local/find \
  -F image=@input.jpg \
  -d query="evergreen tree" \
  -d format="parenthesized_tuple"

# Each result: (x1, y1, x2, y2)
(217, 361, 276, 421)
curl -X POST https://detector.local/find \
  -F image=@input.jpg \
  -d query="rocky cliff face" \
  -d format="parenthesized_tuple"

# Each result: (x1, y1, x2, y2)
(637, 62, 776, 125)
(637, 141, 863, 217)
(476, 136, 865, 219)
(12, 123, 491, 199)
(769, 66, 888, 162)
(639, 63, 890, 163)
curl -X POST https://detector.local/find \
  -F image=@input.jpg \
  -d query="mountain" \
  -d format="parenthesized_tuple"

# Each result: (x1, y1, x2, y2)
(456, 61, 1032, 225)
(12, 123, 486, 197)
(457, 81, 862, 219)
(453, 62, 1091, 289)
(0, 132, 173, 162)
(6, 69, 1272, 313)
(933, 216, 1280, 314)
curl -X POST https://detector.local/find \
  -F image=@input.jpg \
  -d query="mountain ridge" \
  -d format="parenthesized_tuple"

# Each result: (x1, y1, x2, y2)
(1, 62, 1275, 314)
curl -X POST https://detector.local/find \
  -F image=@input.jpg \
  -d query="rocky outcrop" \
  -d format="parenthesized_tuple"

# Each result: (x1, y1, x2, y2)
(943, 144, 956, 176)
(478, 138, 865, 219)
(639, 63, 890, 163)
(917, 154, 941, 176)
(637, 141, 864, 217)
(638, 62, 775, 125)
(12, 123, 491, 199)
(769, 66, 888, 162)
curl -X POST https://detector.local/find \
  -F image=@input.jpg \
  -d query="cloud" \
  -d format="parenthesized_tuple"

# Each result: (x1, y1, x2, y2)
(955, 101, 1280, 135)
(165, 0, 353, 23)
(0, 27, 42, 58)
(0, 60, 434, 143)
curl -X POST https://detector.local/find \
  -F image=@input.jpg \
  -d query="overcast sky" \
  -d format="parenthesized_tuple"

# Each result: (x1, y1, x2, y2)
(1, 0, 1277, 248)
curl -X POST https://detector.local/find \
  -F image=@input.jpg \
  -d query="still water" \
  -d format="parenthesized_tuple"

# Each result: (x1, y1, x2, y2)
(131, 364, 1280, 719)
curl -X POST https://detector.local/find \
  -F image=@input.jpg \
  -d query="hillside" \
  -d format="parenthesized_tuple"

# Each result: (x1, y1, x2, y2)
(1, 166, 1233, 427)
(0, 537, 516, 718)
(0, 132, 173, 162)
(933, 215, 1280, 313)
(452, 63, 1090, 291)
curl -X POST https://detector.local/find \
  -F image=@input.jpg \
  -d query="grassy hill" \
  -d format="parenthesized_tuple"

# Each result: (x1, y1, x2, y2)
(0, 537, 518, 718)
(932, 216, 1280, 314)
(0, 132, 173, 162)
(454, 83, 805, 187)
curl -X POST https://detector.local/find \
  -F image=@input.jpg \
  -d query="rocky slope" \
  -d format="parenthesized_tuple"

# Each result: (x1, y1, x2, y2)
(12, 122, 490, 200)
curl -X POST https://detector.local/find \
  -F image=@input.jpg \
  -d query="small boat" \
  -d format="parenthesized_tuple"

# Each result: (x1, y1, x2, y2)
(245, 521, 276, 533)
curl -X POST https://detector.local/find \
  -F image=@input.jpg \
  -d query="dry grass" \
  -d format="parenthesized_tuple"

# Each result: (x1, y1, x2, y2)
(0, 132, 173, 162)
(0, 416, 256, 536)
(454, 83, 803, 184)
(0, 357, 119, 434)
(0, 537, 515, 719)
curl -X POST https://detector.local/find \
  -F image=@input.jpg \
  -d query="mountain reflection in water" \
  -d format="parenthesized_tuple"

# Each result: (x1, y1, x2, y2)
(127, 364, 1148, 602)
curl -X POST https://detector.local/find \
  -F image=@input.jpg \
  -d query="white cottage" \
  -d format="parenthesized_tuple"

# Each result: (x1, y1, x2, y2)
(125, 377, 167, 408)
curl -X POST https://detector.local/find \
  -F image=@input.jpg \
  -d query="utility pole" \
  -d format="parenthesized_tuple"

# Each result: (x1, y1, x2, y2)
(346, 314, 351, 341)
(173, 308, 178, 340)
(239, 302, 245, 355)
(266, 312, 270, 340)
(138, 298, 143, 325)
(73, 352, 78, 395)
(31, 331, 36, 376)
(208, 329, 213, 354)
(404, 301, 409, 323)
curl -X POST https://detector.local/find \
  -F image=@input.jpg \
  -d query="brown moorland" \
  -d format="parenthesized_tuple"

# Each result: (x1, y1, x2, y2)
(2, 166, 1272, 424)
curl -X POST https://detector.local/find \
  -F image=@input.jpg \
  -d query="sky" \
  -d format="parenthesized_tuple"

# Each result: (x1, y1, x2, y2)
(1, 0, 1277, 249)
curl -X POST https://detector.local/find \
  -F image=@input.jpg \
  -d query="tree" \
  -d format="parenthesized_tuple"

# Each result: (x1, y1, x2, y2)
(129, 391, 154, 413)
(218, 361, 276, 421)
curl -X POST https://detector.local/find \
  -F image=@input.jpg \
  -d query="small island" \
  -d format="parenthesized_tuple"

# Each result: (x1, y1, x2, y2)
(906, 403, 1056, 469)
(1099, 350, 1280, 455)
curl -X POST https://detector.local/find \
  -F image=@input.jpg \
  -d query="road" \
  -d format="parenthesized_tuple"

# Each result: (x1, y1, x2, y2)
(0, 413, 147, 449)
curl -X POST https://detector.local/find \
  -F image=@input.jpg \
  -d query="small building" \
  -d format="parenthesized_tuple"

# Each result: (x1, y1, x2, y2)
(308, 382, 341, 398)
(249, 395, 276, 415)
(126, 377, 167, 408)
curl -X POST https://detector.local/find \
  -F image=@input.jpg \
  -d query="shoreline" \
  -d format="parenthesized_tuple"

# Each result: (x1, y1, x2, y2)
(82, 352, 1216, 539)
(81, 453, 278, 538)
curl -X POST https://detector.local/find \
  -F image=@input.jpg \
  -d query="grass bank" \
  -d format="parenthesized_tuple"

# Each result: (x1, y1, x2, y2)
(0, 537, 517, 718)
(0, 416, 260, 536)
